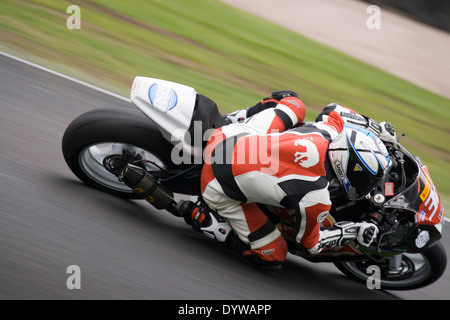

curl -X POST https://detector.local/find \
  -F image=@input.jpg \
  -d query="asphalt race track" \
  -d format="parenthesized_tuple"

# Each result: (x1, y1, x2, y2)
(1, 53, 449, 300)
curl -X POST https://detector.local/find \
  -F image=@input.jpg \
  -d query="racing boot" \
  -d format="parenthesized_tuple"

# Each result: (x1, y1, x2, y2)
(178, 200, 232, 244)
(179, 200, 282, 271)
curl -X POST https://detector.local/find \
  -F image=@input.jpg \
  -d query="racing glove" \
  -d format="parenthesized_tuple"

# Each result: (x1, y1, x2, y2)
(356, 221, 379, 247)
(364, 117, 397, 145)
(378, 121, 397, 145)
(309, 221, 379, 254)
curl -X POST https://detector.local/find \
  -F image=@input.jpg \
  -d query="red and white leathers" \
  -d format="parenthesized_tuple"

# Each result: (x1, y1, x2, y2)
(316, 103, 397, 144)
(201, 97, 348, 263)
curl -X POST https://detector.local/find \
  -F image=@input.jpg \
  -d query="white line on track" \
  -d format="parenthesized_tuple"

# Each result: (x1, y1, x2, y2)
(1, 51, 449, 223)
(0, 51, 129, 102)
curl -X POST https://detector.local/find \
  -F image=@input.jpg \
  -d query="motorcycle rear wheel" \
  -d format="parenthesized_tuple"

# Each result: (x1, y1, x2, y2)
(62, 107, 177, 198)
(334, 242, 447, 290)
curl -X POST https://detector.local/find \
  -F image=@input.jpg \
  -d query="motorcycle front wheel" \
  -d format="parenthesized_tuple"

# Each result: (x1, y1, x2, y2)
(334, 242, 447, 290)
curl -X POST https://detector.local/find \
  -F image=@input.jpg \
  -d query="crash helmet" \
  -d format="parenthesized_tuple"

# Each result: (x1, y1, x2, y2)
(328, 124, 391, 200)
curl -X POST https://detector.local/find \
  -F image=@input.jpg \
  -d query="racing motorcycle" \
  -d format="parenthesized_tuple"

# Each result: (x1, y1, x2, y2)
(62, 77, 446, 290)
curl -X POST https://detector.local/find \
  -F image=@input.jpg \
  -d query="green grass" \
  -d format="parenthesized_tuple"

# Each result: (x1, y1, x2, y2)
(1, 0, 449, 206)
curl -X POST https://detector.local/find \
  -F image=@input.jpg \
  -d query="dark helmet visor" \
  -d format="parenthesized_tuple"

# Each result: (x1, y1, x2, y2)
(345, 145, 384, 199)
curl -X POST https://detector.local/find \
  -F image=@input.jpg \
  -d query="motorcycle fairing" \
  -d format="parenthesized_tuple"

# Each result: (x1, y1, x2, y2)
(383, 145, 444, 227)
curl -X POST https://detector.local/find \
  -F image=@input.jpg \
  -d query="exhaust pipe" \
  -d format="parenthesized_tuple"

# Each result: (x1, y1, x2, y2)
(119, 164, 180, 216)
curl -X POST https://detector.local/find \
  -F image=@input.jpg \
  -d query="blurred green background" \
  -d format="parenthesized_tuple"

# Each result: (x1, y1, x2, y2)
(1, 0, 449, 207)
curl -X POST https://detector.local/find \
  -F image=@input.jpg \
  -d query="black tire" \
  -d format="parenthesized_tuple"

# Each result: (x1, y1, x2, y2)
(62, 107, 177, 198)
(334, 242, 447, 290)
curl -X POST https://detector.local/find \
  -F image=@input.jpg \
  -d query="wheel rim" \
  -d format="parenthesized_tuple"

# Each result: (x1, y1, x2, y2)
(342, 252, 433, 289)
(78, 142, 166, 193)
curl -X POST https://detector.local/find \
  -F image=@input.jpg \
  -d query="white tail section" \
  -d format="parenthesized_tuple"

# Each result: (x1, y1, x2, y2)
(130, 76, 197, 152)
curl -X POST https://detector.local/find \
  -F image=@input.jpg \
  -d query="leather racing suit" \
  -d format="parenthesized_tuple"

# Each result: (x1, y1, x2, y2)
(192, 94, 393, 267)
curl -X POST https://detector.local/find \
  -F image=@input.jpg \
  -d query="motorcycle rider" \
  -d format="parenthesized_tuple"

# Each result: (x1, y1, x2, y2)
(180, 91, 396, 270)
